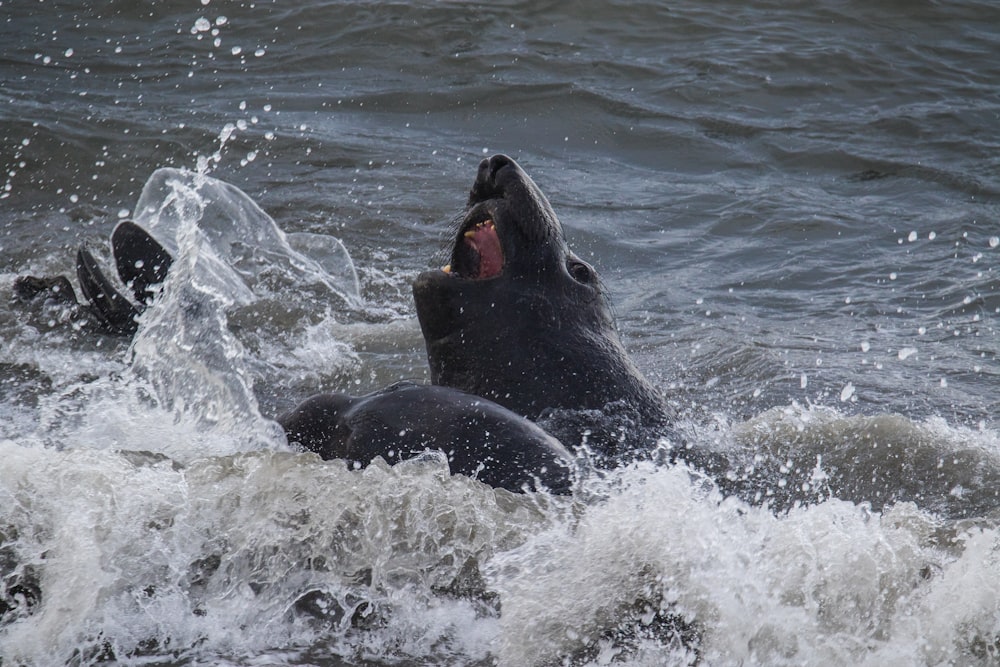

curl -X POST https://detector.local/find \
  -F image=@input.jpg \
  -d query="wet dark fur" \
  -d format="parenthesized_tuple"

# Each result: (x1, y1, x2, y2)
(279, 381, 574, 494)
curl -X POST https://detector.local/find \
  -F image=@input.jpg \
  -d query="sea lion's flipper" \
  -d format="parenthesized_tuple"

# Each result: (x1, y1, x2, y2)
(112, 221, 173, 305)
(75, 246, 141, 336)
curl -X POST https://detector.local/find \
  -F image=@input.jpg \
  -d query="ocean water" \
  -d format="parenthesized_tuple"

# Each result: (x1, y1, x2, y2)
(2, 1, 1000, 665)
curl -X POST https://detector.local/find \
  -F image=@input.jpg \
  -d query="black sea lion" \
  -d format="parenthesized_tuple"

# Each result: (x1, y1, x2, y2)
(279, 381, 574, 494)
(412, 155, 674, 461)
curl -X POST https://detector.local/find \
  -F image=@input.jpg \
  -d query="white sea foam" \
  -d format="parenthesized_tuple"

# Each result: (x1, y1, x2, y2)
(3, 426, 1000, 666)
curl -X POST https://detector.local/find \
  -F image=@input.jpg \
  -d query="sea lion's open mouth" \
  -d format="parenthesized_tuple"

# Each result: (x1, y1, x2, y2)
(443, 214, 504, 280)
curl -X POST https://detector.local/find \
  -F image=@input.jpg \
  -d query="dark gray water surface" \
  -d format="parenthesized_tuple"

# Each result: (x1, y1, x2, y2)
(2, 1, 1000, 665)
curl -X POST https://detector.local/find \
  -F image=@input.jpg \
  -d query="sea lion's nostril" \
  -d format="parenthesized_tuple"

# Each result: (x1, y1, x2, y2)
(477, 157, 491, 182)
(487, 154, 512, 183)
(470, 154, 514, 203)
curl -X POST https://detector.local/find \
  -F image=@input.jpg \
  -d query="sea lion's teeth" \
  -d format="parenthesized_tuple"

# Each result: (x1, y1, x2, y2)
(442, 264, 452, 273)
(463, 219, 495, 240)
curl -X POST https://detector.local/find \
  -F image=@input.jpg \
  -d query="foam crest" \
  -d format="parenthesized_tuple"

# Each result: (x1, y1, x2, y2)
(690, 402, 1000, 518)
(489, 461, 1000, 666)
(4, 416, 1000, 665)
(0, 444, 563, 664)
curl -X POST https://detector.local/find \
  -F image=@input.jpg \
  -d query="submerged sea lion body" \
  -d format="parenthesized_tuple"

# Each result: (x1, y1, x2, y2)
(279, 381, 574, 494)
(413, 155, 673, 461)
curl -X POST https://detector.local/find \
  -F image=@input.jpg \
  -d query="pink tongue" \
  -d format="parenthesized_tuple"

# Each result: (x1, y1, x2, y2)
(466, 225, 503, 278)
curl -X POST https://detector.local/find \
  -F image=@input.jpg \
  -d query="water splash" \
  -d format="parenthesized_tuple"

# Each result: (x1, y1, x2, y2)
(5, 170, 1000, 666)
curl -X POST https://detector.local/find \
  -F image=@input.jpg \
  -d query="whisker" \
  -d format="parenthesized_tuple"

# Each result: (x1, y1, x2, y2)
(446, 211, 466, 236)
(428, 210, 466, 265)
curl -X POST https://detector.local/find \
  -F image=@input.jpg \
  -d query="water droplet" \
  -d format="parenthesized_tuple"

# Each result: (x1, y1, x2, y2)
(839, 383, 855, 402)
(907, 231, 917, 242)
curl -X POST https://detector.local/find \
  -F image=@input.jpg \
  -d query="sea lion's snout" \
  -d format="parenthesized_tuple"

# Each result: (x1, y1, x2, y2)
(469, 154, 515, 205)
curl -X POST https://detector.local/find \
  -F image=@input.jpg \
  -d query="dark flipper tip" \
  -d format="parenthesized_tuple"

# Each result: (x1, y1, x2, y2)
(75, 246, 140, 336)
(112, 221, 173, 305)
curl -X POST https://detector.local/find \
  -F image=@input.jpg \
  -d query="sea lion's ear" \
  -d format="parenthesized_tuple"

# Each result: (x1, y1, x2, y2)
(75, 246, 141, 336)
(112, 221, 173, 305)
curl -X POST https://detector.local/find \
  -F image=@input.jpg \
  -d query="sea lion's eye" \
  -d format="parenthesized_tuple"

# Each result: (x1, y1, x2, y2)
(568, 260, 593, 284)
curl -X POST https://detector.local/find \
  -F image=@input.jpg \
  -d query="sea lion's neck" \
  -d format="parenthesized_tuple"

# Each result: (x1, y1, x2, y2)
(420, 281, 668, 426)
